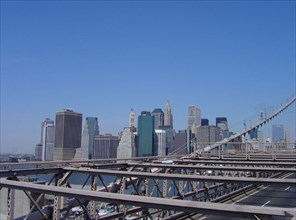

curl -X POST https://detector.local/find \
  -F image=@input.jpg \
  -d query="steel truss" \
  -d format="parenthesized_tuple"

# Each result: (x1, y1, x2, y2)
(1, 158, 296, 220)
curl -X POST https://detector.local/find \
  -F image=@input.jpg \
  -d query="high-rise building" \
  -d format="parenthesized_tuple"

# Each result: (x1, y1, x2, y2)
(272, 124, 284, 142)
(39, 118, 55, 161)
(94, 134, 119, 159)
(188, 106, 201, 128)
(159, 125, 174, 154)
(40, 118, 54, 143)
(201, 118, 209, 126)
(216, 117, 228, 130)
(137, 111, 155, 157)
(81, 117, 99, 159)
(35, 144, 42, 161)
(155, 129, 166, 156)
(250, 127, 258, 140)
(164, 100, 173, 127)
(53, 109, 82, 161)
(196, 125, 221, 150)
(151, 108, 164, 129)
(129, 109, 136, 129)
(42, 124, 55, 161)
(117, 127, 136, 159)
(216, 117, 229, 139)
(173, 130, 188, 155)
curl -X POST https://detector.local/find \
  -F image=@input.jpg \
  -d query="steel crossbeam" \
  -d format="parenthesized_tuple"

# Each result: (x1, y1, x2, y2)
(0, 179, 294, 219)
(0, 167, 63, 178)
(128, 163, 296, 172)
(63, 167, 296, 186)
(173, 159, 296, 166)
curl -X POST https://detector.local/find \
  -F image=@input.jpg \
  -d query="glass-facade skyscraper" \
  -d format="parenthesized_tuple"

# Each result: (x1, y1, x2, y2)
(272, 124, 284, 142)
(81, 117, 99, 159)
(137, 111, 155, 157)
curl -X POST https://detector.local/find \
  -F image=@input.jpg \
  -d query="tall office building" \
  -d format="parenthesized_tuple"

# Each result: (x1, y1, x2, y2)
(173, 130, 188, 155)
(42, 121, 55, 161)
(54, 109, 82, 161)
(137, 111, 155, 157)
(94, 134, 119, 159)
(188, 106, 201, 128)
(151, 108, 164, 129)
(155, 129, 166, 156)
(216, 117, 229, 139)
(272, 124, 284, 142)
(40, 118, 54, 142)
(129, 109, 136, 129)
(159, 125, 175, 154)
(81, 117, 99, 159)
(164, 100, 173, 127)
(201, 118, 209, 126)
(35, 144, 42, 161)
(196, 125, 221, 150)
(38, 118, 55, 161)
(216, 117, 228, 130)
(249, 127, 258, 140)
(117, 127, 136, 159)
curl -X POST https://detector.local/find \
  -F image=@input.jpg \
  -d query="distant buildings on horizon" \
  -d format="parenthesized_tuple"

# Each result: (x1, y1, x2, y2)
(33, 101, 294, 161)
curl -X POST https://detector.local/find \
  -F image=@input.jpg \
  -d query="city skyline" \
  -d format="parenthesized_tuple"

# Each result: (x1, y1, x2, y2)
(1, 1, 295, 154)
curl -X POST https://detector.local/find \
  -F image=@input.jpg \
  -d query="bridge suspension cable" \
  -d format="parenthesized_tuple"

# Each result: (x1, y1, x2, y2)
(195, 96, 296, 154)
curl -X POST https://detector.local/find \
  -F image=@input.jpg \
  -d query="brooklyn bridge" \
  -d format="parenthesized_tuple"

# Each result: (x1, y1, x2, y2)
(1, 97, 295, 220)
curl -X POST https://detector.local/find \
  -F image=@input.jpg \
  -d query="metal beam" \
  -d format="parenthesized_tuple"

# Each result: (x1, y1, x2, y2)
(173, 159, 296, 167)
(0, 179, 294, 219)
(128, 163, 296, 172)
(63, 167, 296, 186)
(0, 168, 63, 178)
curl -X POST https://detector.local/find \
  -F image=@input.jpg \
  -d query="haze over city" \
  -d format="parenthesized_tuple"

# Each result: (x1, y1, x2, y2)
(1, 0, 295, 154)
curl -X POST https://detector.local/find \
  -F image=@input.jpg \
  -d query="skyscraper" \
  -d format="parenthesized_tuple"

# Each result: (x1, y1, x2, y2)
(249, 127, 258, 140)
(54, 109, 82, 161)
(35, 144, 42, 161)
(272, 124, 284, 142)
(151, 108, 164, 129)
(42, 123, 55, 161)
(188, 106, 201, 128)
(117, 127, 136, 159)
(216, 117, 228, 130)
(39, 118, 55, 161)
(155, 129, 166, 156)
(164, 100, 173, 127)
(216, 117, 229, 139)
(196, 125, 222, 150)
(81, 117, 99, 159)
(201, 118, 209, 126)
(94, 134, 119, 159)
(137, 111, 155, 157)
(129, 109, 136, 129)
(173, 130, 188, 155)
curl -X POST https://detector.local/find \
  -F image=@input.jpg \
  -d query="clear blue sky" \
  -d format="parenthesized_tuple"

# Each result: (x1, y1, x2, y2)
(1, 0, 295, 154)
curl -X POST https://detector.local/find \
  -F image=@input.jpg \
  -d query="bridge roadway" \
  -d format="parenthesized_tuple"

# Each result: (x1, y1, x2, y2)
(186, 173, 296, 220)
